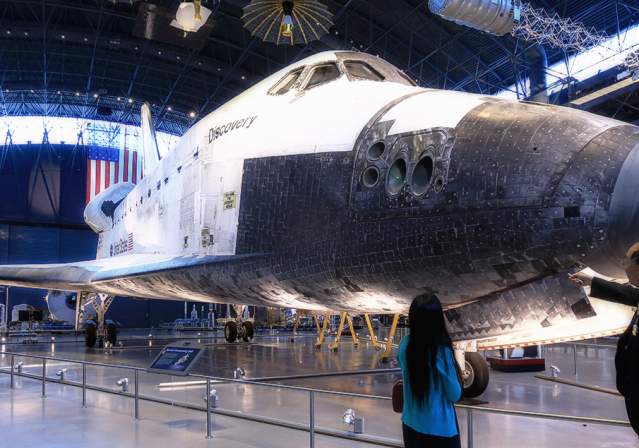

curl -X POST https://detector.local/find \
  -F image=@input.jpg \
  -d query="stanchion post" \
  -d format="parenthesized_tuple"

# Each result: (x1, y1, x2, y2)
(573, 343, 578, 377)
(467, 408, 474, 448)
(10, 354, 14, 389)
(134, 369, 139, 419)
(41, 358, 46, 397)
(206, 378, 213, 439)
(82, 364, 87, 407)
(309, 390, 315, 448)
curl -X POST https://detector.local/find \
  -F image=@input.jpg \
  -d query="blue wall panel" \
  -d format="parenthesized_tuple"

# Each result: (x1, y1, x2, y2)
(9, 226, 60, 264)
(0, 224, 8, 264)
(59, 228, 98, 262)
(0, 145, 87, 225)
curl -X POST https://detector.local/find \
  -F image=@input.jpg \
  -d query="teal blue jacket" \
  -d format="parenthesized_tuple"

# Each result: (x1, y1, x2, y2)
(397, 335, 462, 437)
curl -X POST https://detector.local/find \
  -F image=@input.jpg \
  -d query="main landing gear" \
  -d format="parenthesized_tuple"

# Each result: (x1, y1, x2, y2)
(76, 292, 117, 348)
(222, 305, 255, 343)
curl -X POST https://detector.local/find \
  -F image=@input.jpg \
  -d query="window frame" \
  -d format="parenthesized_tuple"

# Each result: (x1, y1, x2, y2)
(301, 63, 343, 91)
(342, 60, 386, 83)
(396, 69, 417, 86)
(268, 67, 305, 96)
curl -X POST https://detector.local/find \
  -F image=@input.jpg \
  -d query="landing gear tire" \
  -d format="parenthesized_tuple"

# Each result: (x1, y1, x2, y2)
(225, 321, 238, 343)
(462, 352, 489, 398)
(106, 322, 118, 346)
(241, 321, 254, 342)
(85, 323, 97, 348)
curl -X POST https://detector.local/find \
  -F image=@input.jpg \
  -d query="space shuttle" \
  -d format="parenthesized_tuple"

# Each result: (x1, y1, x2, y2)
(1, 51, 638, 397)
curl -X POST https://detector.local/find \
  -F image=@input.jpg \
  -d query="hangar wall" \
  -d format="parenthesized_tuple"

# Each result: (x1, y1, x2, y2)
(0, 143, 184, 327)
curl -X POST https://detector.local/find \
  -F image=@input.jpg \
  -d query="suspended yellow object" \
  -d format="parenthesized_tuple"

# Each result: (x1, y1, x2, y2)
(280, 15, 294, 38)
(194, 0, 202, 21)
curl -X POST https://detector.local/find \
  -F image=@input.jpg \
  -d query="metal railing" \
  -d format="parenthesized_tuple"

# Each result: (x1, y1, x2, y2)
(545, 341, 617, 378)
(0, 350, 632, 448)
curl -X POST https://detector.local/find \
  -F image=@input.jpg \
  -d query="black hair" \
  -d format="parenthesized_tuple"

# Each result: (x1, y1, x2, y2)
(631, 249, 639, 266)
(406, 293, 455, 405)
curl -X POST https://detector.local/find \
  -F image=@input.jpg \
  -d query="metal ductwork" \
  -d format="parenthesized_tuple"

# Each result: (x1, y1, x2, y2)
(525, 45, 548, 103)
(428, 0, 521, 36)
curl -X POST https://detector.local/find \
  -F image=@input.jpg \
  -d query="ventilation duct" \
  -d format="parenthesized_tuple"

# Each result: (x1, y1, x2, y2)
(428, 0, 521, 36)
(525, 45, 548, 103)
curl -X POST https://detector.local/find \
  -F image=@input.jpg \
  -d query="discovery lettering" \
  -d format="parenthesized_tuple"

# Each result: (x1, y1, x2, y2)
(208, 115, 258, 143)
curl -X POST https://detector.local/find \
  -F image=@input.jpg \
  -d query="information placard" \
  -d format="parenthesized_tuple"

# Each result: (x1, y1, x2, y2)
(148, 342, 205, 376)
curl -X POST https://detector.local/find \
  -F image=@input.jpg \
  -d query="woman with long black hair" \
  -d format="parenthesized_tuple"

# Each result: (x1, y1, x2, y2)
(398, 294, 462, 448)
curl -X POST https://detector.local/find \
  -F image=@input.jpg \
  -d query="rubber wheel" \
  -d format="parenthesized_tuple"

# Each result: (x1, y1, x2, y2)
(85, 324, 97, 348)
(106, 323, 118, 346)
(241, 321, 254, 342)
(462, 352, 489, 398)
(225, 321, 238, 343)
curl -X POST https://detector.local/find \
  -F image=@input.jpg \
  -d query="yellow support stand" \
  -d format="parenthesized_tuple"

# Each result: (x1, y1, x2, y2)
(329, 312, 347, 351)
(364, 314, 382, 350)
(314, 313, 330, 349)
(380, 313, 400, 362)
(346, 314, 359, 347)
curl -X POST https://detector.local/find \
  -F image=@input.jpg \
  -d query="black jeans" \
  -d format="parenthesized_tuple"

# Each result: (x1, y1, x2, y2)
(402, 424, 461, 448)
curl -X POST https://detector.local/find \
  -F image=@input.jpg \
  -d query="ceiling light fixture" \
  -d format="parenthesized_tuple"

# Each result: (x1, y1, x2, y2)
(242, 0, 333, 45)
(172, 0, 214, 35)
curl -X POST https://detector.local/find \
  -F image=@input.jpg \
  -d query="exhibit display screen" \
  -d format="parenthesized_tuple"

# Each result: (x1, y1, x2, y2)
(148, 343, 204, 375)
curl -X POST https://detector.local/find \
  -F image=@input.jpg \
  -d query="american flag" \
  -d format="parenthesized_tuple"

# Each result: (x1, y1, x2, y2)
(86, 147, 143, 204)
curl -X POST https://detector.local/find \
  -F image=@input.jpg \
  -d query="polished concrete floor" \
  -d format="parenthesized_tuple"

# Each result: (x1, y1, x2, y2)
(0, 330, 637, 447)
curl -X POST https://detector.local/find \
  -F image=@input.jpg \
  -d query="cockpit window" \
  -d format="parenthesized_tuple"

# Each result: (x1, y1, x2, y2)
(344, 61, 385, 82)
(305, 63, 341, 89)
(270, 67, 304, 95)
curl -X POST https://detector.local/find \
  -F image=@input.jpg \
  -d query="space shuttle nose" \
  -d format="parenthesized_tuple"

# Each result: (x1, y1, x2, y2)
(606, 141, 639, 269)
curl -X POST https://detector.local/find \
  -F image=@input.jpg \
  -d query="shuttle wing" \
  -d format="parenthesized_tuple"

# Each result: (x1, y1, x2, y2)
(445, 273, 634, 349)
(0, 253, 262, 297)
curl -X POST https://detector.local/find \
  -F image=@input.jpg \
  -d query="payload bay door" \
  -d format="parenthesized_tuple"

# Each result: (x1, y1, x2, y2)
(200, 147, 243, 256)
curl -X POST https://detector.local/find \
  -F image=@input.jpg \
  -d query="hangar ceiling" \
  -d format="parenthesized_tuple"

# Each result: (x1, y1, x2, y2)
(0, 0, 636, 134)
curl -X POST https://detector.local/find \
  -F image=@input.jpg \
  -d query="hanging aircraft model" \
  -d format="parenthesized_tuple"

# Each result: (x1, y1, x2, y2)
(1, 51, 638, 397)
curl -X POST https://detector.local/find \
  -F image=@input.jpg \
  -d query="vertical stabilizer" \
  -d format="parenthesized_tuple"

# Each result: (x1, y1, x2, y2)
(140, 102, 161, 175)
